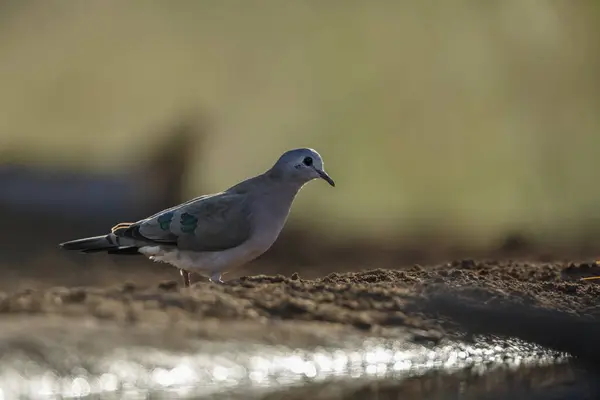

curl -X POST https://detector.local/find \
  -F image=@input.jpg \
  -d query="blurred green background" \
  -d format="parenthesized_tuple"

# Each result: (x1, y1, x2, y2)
(2, 0, 600, 260)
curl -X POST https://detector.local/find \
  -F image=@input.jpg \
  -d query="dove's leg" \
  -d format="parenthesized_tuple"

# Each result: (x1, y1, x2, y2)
(209, 272, 224, 284)
(180, 269, 192, 287)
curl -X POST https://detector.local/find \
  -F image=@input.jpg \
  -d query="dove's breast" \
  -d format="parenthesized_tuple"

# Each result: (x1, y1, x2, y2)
(247, 190, 296, 249)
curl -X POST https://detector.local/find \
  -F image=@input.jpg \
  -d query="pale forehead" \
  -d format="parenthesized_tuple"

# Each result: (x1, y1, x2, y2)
(302, 148, 321, 160)
(279, 148, 322, 161)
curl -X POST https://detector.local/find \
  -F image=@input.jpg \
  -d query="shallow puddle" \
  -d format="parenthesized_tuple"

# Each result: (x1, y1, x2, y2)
(0, 332, 569, 399)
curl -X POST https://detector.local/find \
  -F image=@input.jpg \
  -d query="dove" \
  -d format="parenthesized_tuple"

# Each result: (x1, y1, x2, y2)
(59, 148, 335, 287)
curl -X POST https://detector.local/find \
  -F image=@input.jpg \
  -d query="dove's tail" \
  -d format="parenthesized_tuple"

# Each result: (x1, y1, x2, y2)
(59, 234, 141, 255)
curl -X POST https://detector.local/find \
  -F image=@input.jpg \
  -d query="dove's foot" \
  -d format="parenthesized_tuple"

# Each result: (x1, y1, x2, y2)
(209, 273, 224, 284)
(180, 269, 192, 288)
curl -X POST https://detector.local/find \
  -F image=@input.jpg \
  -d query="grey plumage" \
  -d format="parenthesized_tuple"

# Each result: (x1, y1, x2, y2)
(60, 148, 335, 286)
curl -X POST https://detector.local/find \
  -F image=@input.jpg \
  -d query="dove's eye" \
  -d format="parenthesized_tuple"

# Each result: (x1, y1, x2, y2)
(303, 157, 313, 166)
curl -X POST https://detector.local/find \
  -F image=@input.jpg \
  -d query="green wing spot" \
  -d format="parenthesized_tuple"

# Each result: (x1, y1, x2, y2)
(157, 212, 174, 231)
(180, 212, 198, 233)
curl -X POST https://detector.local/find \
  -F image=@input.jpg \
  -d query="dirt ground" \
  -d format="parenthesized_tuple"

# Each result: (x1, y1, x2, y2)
(1, 256, 600, 398)
(3, 258, 600, 348)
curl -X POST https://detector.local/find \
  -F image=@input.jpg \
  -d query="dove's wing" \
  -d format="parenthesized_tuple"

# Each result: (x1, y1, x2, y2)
(120, 192, 253, 252)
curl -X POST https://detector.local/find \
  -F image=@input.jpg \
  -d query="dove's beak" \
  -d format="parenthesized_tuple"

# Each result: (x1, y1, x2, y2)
(316, 169, 335, 187)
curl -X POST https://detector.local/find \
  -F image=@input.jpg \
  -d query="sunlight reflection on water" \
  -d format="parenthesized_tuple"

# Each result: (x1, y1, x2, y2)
(0, 336, 569, 399)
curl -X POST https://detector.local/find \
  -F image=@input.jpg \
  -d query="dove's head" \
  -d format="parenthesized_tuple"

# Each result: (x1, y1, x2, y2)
(270, 148, 335, 187)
